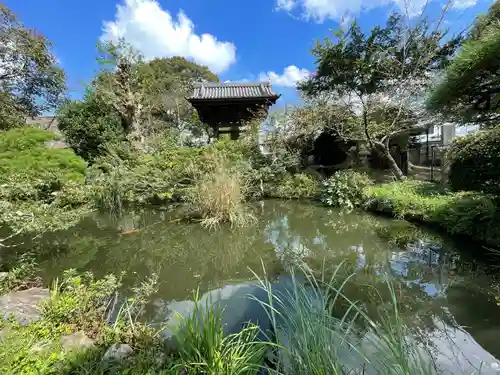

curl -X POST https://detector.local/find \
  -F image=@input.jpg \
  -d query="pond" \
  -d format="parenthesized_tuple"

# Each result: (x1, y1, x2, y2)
(12, 200, 500, 373)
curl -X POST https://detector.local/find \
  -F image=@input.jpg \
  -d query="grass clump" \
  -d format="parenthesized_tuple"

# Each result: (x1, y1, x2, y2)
(253, 266, 442, 375)
(186, 154, 256, 229)
(174, 296, 268, 375)
(364, 179, 500, 248)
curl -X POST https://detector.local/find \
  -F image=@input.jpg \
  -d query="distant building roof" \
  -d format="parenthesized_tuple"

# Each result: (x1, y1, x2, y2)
(25, 116, 61, 134)
(187, 82, 280, 101)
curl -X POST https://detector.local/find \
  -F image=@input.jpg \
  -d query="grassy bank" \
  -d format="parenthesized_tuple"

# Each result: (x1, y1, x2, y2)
(363, 180, 500, 249)
(0, 266, 465, 375)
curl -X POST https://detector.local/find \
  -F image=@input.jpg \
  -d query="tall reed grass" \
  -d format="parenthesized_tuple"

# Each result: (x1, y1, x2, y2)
(187, 155, 256, 229)
(249, 265, 473, 375)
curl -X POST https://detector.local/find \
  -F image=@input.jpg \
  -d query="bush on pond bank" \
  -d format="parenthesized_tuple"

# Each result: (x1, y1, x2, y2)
(364, 180, 500, 249)
(447, 127, 500, 195)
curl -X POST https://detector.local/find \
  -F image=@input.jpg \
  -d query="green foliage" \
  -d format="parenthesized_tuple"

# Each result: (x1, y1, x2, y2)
(0, 253, 39, 295)
(0, 127, 90, 233)
(0, 4, 66, 126)
(447, 128, 500, 194)
(42, 269, 120, 334)
(321, 170, 373, 210)
(56, 92, 124, 161)
(375, 220, 440, 247)
(0, 128, 86, 184)
(0, 271, 169, 375)
(176, 297, 267, 375)
(364, 180, 500, 248)
(269, 173, 321, 199)
(427, 2, 500, 123)
(300, 13, 458, 98)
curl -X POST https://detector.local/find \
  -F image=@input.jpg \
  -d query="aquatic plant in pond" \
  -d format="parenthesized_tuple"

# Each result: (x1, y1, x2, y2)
(187, 155, 256, 229)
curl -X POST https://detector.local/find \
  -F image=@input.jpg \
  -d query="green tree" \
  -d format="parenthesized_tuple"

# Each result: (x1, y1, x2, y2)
(299, 12, 460, 179)
(145, 57, 218, 141)
(56, 91, 124, 161)
(427, 2, 500, 125)
(0, 4, 66, 128)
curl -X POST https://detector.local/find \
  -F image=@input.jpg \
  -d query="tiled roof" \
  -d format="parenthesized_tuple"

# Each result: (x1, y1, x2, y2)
(187, 82, 279, 100)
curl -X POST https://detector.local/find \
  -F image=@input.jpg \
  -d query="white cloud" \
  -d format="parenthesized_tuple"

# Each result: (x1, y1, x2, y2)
(101, 0, 236, 73)
(276, 0, 297, 11)
(259, 65, 311, 87)
(276, 0, 475, 22)
(450, 0, 477, 9)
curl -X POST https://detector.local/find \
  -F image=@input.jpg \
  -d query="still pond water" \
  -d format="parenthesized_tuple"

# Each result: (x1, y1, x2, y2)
(19, 200, 500, 373)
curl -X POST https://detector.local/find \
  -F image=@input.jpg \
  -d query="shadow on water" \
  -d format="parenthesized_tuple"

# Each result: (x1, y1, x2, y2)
(5, 199, 500, 372)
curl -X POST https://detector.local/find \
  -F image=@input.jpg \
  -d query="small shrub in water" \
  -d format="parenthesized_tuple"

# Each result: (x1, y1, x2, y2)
(187, 157, 255, 229)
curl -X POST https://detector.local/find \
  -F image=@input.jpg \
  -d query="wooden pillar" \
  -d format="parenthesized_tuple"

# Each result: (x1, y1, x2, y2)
(213, 123, 220, 140)
(230, 125, 240, 140)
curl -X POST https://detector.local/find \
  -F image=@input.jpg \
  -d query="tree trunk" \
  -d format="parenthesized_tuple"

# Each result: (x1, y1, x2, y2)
(373, 140, 406, 180)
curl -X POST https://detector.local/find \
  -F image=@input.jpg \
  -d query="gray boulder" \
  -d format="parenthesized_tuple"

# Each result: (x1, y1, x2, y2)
(60, 331, 95, 351)
(0, 287, 49, 325)
(160, 277, 301, 348)
(103, 343, 134, 362)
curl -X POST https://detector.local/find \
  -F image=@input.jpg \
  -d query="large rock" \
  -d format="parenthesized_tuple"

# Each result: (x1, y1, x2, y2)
(0, 287, 49, 325)
(159, 277, 302, 349)
(103, 343, 134, 362)
(60, 331, 95, 351)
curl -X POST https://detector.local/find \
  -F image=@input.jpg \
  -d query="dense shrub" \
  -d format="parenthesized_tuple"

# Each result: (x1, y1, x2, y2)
(56, 93, 124, 161)
(364, 180, 500, 248)
(0, 128, 91, 232)
(0, 128, 86, 183)
(321, 170, 373, 210)
(447, 128, 500, 194)
(269, 173, 321, 199)
(0, 128, 87, 203)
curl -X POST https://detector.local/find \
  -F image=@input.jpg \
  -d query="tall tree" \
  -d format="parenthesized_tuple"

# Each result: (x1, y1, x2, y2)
(427, 1, 500, 125)
(93, 40, 219, 143)
(145, 57, 219, 140)
(93, 39, 152, 143)
(299, 11, 460, 179)
(0, 4, 66, 128)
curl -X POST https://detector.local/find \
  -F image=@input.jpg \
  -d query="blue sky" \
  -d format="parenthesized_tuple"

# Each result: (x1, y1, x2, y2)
(6, 0, 493, 106)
